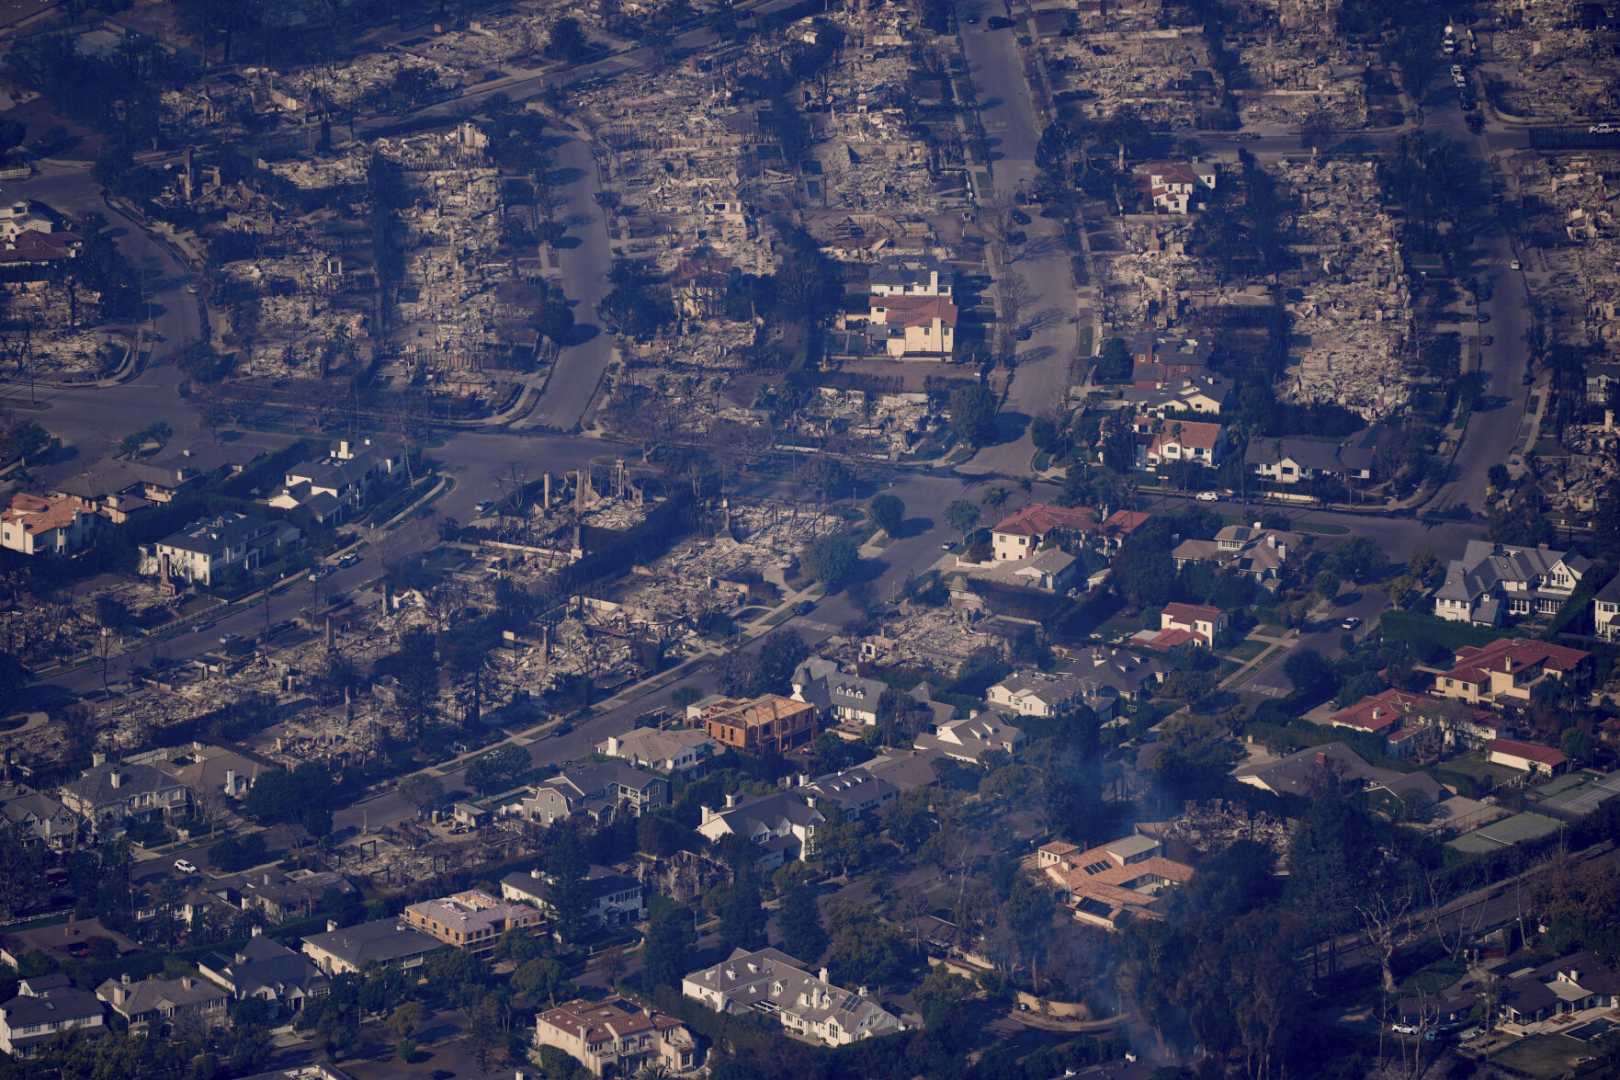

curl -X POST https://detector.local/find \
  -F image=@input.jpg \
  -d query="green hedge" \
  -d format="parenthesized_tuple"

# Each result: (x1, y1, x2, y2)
(1378, 610, 1509, 657)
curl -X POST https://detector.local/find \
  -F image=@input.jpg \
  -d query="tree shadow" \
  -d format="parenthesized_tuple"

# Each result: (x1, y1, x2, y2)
(557, 323, 600, 348)
(543, 166, 586, 187)
(983, 410, 1030, 447)
(551, 235, 583, 251)
(897, 515, 934, 539)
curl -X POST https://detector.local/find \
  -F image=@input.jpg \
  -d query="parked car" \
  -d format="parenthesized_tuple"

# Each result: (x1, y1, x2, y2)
(1195, 490, 1220, 502)
(174, 859, 197, 874)
(1010, 209, 1032, 226)
(1391, 1022, 1419, 1036)
(1340, 616, 1362, 631)
(338, 552, 360, 569)
(1509, 259, 1521, 271)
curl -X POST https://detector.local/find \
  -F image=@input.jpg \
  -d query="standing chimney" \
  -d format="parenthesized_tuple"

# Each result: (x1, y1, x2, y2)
(325, 616, 335, 650)
(543, 472, 552, 509)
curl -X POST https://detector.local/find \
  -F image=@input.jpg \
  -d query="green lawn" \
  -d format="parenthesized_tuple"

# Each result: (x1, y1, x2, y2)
(1442, 754, 1517, 787)
(1397, 956, 1466, 996)
(1223, 639, 1268, 663)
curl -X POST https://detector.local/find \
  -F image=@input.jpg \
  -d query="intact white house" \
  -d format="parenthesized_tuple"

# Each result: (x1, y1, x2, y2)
(139, 513, 302, 587)
(1433, 542, 1589, 626)
(683, 947, 902, 1047)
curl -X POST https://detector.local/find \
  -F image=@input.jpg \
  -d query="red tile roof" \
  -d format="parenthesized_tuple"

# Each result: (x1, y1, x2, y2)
(1142, 627, 1197, 650)
(2, 493, 86, 536)
(1101, 509, 1152, 539)
(1149, 420, 1223, 454)
(992, 503, 1100, 538)
(0, 230, 81, 263)
(1488, 738, 1568, 768)
(1448, 638, 1590, 681)
(1163, 602, 1222, 625)
(874, 293, 959, 328)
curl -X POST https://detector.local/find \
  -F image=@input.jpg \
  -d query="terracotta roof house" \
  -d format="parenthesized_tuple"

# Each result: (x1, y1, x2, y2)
(1432, 638, 1591, 709)
(0, 493, 93, 556)
(1487, 738, 1569, 777)
(1144, 421, 1225, 470)
(1160, 602, 1226, 648)
(1323, 688, 1503, 753)
(535, 995, 697, 1077)
(1036, 834, 1194, 930)
(869, 294, 956, 357)
(990, 503, 1100, 562)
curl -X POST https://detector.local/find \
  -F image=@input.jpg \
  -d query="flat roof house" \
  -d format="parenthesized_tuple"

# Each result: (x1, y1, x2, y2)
(701, 695, 818, 755)
(535, 995, 697, 1077)
(683, 947, 902, 1047)
(403, 890, 542, 954)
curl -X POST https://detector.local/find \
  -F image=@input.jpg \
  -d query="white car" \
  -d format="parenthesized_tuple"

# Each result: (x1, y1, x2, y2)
(1509, 259, 1521, 271)
(1391, 1022, 1420, 1036)
(1450, 64, 1463, 78)
(1195, 490, 1220, 502)
(174, 859, 198, 874)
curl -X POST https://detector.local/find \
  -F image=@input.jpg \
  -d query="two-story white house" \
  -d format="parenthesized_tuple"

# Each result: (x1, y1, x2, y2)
(1595, 574, 1620, 644)
(0, 493, 93, 556)
(1433, 542, 1590, 626)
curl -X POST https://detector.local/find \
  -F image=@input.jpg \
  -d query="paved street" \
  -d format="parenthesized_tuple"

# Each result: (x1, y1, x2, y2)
(958, 12, 1084, 476)
(517, 130, 616, 432)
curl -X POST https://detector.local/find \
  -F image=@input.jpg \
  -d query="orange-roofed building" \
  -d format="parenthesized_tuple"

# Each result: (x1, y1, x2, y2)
(1037, 834, 1194, 930)
(1, 493, 93, 556)
(869, 294, 956, 357)
(1145, 420, 1225, 470)
(534, 995, 697, 1077)
(1432, 638, 1591, 709)
(990, 503, 1100, 562)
